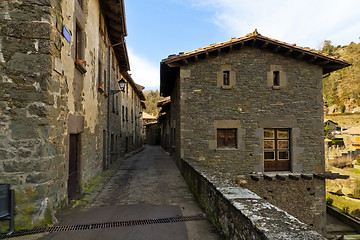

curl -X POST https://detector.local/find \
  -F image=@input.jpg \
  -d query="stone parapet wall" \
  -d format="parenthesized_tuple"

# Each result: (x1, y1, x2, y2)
(178, 158, 325, 240)
(243, 175, 326, 235)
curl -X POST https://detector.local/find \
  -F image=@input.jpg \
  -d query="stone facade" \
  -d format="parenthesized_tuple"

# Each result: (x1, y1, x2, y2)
(160, 31, 350, 235)
(0, 0, 144, 229)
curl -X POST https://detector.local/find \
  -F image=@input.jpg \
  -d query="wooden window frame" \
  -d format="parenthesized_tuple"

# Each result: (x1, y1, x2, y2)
(264, 128, 291, 172)
(217, 128, 237, 149)
(75, 24, 84, 61)
(223, 71, 230, 86)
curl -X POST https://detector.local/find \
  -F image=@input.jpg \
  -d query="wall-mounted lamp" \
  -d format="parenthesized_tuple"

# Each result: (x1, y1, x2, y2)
(110, 78, 126, 95)
(118, 78, 126, 92)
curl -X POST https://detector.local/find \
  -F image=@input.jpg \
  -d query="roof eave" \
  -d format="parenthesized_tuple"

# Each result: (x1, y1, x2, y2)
(163, 35, 351, 74)
(100, 0, 130, 72)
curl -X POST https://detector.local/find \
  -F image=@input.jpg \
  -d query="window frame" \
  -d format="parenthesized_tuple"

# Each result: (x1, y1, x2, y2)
(75, 24, 84, 61)
(217, 128, 238, 149)
(273, 71, 280, 86)
(264, 128, 291, 172)
(223, 71, 230, 86)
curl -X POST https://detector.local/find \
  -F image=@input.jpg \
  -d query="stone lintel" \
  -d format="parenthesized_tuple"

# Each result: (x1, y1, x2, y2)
(68, 114, 84, 134)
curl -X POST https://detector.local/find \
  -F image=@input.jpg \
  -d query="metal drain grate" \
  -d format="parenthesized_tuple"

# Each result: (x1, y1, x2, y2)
(0, 214, 206, 239)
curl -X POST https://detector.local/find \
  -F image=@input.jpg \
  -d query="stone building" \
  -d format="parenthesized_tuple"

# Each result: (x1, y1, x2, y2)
(0, 0, 144, 229)
(159, 30, 350, 234)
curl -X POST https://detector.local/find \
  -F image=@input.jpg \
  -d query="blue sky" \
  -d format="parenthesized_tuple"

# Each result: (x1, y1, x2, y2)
(125, 0, 360, 90)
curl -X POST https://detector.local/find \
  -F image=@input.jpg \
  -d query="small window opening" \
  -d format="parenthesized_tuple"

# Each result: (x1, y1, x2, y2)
(217, 128, 237, 149)
(75, 24, 84, 61)
(223, 71, 230, 86)
(273, 71, 280, 86)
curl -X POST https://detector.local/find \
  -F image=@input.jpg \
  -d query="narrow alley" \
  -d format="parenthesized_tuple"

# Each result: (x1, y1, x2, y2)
(40, 146, 220, 240)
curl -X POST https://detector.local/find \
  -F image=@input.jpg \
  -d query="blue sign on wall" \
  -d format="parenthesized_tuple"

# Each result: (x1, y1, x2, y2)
(62, 25, 71, 44)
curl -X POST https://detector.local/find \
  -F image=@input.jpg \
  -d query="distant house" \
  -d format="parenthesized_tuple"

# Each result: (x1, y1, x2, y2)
(159, 30, 350, 234)
(324, 120, 340, 132)
(142, 112, 157, 124)
(142, 112, 158, 143)
(342, 127, 360, 150)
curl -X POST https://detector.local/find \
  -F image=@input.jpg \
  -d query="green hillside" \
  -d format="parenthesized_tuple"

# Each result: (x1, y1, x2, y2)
(322, 40, 360, 114)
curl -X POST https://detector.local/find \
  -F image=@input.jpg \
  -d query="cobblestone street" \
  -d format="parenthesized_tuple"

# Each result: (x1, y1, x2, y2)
(40, 145, 220, 240)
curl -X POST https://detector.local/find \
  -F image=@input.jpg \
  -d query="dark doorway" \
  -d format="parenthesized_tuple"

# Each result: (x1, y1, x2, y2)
(103, 130, 106, 170)
(68, 134, 80, 201)
(125, 137, 129, 153)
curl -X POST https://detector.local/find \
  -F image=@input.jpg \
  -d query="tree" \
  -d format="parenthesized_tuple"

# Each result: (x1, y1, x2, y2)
(321, 40, 336, 56)
(143, 90, 165, 117)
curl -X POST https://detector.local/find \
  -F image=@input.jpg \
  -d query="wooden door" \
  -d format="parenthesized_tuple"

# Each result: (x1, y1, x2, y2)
(68, 134, 79, 201)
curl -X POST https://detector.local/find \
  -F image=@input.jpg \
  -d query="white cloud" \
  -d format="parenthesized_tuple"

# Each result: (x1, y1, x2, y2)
(188, 0, 360, 49)
(128, 47, 160, 90)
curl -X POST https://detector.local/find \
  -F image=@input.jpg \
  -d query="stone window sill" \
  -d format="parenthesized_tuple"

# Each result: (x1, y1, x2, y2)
(216, 148, 238, 151)
(222, 85, 232, 90)
(272, 86, 280, 90)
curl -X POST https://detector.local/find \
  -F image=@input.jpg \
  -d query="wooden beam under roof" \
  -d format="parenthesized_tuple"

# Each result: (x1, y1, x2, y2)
(317, 60, 330, 66)
(284, 49, 293, 56)
(261, 41, 268, 49)
(273, 45, 280, 53)
(296, 52, 305, 60)
(308, 56, 318, 63)
(251, 39, 256, 47)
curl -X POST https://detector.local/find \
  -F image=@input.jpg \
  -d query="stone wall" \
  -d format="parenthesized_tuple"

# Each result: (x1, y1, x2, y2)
(0, 0, 62, 228)
(174, 46, 326, 233)
(179, 47, 324, 175)
(243, 176, 326, 235)
(178, 157, 325, 240)
(0, 0, 144, 230)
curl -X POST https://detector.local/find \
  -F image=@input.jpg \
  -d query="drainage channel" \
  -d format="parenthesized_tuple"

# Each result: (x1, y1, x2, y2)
(0, 214, 207, 239)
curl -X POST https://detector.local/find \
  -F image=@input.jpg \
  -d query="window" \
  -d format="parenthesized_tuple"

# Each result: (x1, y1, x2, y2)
(122, 106, 125, 122)
(116, 96, 119, 115)
(273, 71, 280, 86)
(110, 134, 114, 152)
(98, 60, 103, 90)
(223, 71, 230, 86)
(112, 95, 115, 113)
(75, 24, 84, 61)
(103, 70, 107, 91)
(217, 129, 237, 149)
(264, 129, 291, 171)
(126, 107, 128, 121)
(268, 65, 286, 89)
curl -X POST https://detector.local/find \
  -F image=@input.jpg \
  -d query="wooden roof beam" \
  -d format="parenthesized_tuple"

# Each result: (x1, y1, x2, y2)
(251, 39, 256, 47)
(308, 56, 318, 63)
(234, 42, 244, 50)
(261, 41, 269, 49)
(229, 45, 233, 52)
(273, 45, 280, 53)
(284, 49, 293, 57)
(167, 61, 182, 68)
(296, 52, 305, 60)
(317, 60, 330, 66)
